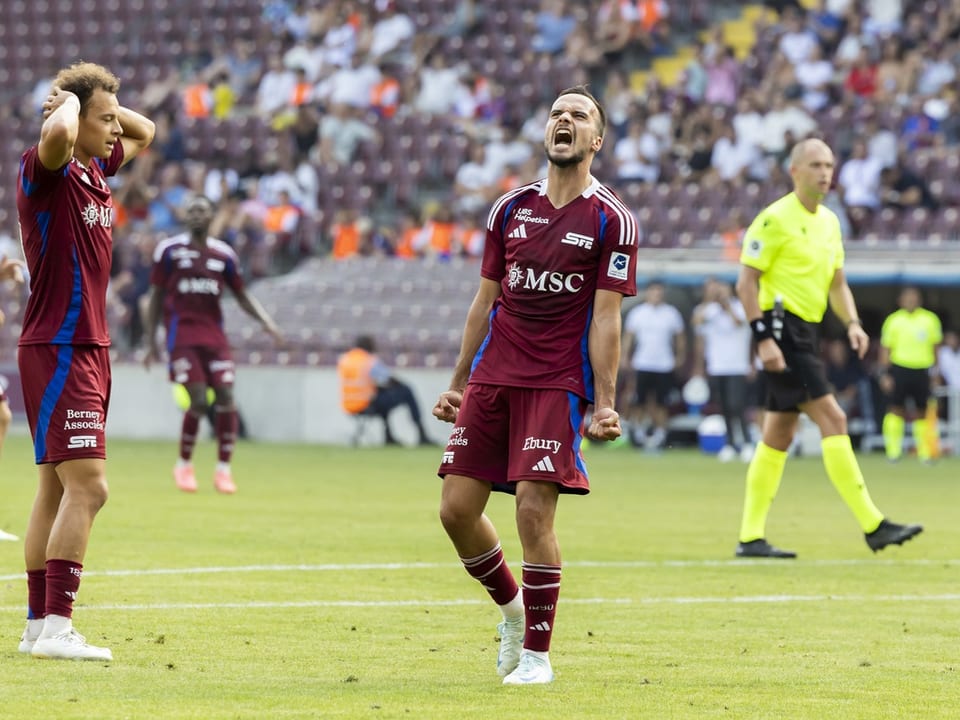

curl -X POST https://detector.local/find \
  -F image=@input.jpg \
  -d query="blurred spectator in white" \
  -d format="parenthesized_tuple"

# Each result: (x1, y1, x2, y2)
(453, 143, 502, 214)
(758, 94, 816, 156)
(530, 0, 577, 55)
(436, 0, 486, 39)
(777, 8, 819, 66)
(283, 0, 312, 42)
(644, 93, 672, 147)
(614, 117, 660, 183)
(863, 0, 903, 38)
(484, 126, 534, 178)
(837, 139, 883, 233)
(318, 103, 379, 167)
(710, 122, 762, 183)
(257, 152, 304, 208)
(732, 93, 765, 150)
(369, 0, 415, 62)
(321, 2, 363, 68)
(256, 54, 297, 118)
(915, 43, 957, 97)
(316, 51, 381, 109)
(936, 331, 960, 390)
(861, 109, 899, 169)
(415, 53, 466, 115)
(682, 43, 708, 103)
(283, 35, 327, 84)
(834, 13, 873, 70)
(795, 43, 835, 112)
(203, 157, 241, 205)
(704, 46, 740, 107)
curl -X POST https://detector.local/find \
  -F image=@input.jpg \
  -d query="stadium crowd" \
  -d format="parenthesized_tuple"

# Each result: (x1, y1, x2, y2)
(0, 0, 958, 370)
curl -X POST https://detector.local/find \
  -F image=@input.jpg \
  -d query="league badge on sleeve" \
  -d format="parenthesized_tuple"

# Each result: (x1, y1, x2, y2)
(744, 238, 763, 258)
(607, 252, 630, 281)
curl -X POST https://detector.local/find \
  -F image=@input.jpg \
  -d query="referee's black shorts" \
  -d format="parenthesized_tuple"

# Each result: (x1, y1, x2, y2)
(888, 364, 931, 410)
(761, 310, 832, 413)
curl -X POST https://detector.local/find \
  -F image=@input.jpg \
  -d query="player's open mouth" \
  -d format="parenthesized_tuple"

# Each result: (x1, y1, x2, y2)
(554, 128, 573, 148)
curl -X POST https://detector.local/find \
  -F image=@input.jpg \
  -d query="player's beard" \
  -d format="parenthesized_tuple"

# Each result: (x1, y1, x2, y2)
(545, 144, 587, 168)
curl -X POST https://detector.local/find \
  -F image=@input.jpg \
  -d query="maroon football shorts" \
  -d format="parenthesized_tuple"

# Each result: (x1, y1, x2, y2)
(168, 346, 236, 387)
(437, 383, 590, 495)
(18, 344, 111, 463)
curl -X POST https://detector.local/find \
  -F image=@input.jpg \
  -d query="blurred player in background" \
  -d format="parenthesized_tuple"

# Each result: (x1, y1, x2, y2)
(878, 286, 942, 463)
(433, 86, 637, 685)
(0, 256, 26, 542)
(735, 138, 922, 559)
(144, 194, 283, 494)
(16, 62, 155, 660)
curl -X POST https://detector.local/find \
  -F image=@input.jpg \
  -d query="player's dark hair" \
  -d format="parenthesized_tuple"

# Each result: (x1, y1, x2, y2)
(556, 85, 606, 137)
(52, 62, 121, 115)
(355, 335, 376, 353)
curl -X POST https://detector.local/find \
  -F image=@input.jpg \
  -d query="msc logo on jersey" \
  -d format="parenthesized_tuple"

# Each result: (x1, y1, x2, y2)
(67, 435, 98, 449)
(177, 278, 221, 295)
(81, 202, 112, 228)
(507, 262, 585, 293)
(606, 252, 630, 281)
(560, 232, 594, 250)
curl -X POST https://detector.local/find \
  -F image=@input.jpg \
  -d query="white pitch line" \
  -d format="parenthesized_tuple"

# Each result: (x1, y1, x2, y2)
(3, 593, 960, 613)
(0, 557, 950, 583)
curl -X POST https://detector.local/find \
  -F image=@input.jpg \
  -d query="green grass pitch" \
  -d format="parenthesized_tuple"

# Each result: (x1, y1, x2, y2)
(1, 435, 958, 719)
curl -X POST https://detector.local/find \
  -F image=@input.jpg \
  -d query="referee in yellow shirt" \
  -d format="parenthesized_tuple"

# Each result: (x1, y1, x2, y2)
(734, 138, 922, 559)
(878, 286, 943, 463)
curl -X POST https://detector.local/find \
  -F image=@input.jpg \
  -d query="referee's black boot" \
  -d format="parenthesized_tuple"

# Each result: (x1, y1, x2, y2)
(735, 538, 797, 559)
(865, 519, 923, 552)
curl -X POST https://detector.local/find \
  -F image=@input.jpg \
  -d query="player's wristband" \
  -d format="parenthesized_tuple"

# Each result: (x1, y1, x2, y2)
(847, 318, 862, 327)
(750, 318, 774, 342)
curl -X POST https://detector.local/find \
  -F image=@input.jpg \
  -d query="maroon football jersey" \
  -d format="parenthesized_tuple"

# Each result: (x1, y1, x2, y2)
(150, 234, 245, 351)
(470, 177, 638, 402)
(16, 143, 125, 346)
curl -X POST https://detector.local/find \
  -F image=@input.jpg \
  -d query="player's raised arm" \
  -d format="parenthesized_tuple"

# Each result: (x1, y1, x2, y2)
(38, 86, 81, 171)
(117, 106, 156, 167)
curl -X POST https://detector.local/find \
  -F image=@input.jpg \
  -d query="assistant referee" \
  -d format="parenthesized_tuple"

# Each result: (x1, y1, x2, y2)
(733, 138, 922, 559)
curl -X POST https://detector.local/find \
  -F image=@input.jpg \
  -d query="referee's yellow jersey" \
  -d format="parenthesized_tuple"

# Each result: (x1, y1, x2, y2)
(881, 308, 942, 369)
(740, 193, 844, 323)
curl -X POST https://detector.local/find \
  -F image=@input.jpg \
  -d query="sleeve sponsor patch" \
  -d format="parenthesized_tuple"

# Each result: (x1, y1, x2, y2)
(743, 238, 763, 258)
(607, 252, 630, 281)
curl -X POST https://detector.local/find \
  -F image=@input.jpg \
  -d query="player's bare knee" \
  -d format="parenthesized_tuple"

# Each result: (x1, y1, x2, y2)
(514, 497, 554, 537)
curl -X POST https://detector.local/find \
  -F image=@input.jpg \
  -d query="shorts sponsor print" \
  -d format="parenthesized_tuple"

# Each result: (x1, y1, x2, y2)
(168, 346, 235, 387)
(437, 384, 590, 495)
(18, 345, 111, 463)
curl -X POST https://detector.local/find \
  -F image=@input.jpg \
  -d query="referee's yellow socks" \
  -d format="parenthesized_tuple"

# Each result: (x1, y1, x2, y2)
(739, 442, 788, 543)
(821, 434, 884, 532)
(882, 412, 905, 461)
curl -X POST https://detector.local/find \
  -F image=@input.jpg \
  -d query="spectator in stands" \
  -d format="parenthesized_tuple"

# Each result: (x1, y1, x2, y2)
(843, 47, 879, 100)
(778, 8, 819, 66)
(330, 209, 365, 260)
(337, 335, 433, 446)
(148, 162, 192, 233)
(614, 116, 660, 183)
(144, 195, 283, 494)
(369, 0, 416, 63)
(874, 36, 916, 104)
(415, 205, 457, 259)
(0, 256, 25, 542)
(878, 286, 943, 463)
(704, 46, 741, 107)
(691, 279, 754, 462)
(936, 330, 960, 390)
(795, 43, 836, 113)
(836, 139, 883, 235)
(454, 142, 502, 215)
(318, 103, 378, 167)
(711, 122, 762, 184)
(622, 280, 686, 451)
(256, 55, 297, 119)
(759, 93, 817, 157)
(531, 0, 577, 55)
(879, 161, 938, 211)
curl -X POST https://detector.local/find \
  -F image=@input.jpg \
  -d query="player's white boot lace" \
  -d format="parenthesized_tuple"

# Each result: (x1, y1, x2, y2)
(502, 650, 554, 685)
(18, 618, 44, 653)
(31, 628, 113, 661)
(496, 616, 524, 677)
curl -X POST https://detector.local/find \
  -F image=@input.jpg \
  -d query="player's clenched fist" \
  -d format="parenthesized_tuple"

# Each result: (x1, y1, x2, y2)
(586, 407, 621, 441)
(433, 389, 462, 423)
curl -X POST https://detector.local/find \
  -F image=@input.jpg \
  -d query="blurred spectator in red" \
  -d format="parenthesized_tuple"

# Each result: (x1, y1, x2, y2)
(844, 47, 879, 100)
(331, 209, 363, 260)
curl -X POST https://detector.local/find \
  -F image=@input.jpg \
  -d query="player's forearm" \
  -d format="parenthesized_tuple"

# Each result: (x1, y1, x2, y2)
(449, 304, 489, 392)
(118, 106, 156, 143)
(589, 311, 621, 410)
